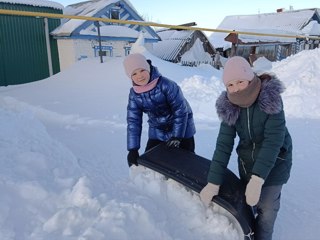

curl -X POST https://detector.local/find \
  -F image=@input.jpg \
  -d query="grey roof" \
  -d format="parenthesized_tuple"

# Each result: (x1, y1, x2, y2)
(151, 30, 193, 61)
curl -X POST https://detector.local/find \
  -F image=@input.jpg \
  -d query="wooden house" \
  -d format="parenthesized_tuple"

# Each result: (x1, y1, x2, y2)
(51, 0, 160, 70)
(210, 8, 320, 62)
(151, 24, 216, 66)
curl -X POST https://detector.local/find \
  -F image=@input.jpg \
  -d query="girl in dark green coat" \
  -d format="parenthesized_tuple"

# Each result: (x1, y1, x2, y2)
(200, 56, 292, 240)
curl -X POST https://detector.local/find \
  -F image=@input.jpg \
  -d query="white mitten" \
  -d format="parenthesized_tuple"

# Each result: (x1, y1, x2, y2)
(245, 175, 265, 206)
(199, 183, 220, 207)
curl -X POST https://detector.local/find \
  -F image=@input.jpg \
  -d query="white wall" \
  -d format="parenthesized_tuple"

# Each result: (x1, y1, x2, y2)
(57, 39, 133, 71)
(74, 39, 95, 60)
(57, 39, 77, 71)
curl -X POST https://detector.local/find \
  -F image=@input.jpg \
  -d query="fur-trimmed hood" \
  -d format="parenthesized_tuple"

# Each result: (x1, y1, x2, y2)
(216, 74, 285, 126)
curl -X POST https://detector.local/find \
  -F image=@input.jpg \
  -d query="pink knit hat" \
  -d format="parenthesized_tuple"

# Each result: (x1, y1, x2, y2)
(123, 53, 150, 78)
(222, 56, 254, 86)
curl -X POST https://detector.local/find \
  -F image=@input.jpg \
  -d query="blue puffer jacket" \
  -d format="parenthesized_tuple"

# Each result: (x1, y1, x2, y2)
(127, 65, 196, 151)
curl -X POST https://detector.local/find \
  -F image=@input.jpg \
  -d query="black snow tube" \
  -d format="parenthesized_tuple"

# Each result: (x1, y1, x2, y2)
(137, 143, 255, 240)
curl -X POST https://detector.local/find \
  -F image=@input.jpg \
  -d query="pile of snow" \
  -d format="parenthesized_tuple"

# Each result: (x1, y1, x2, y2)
(0, 46, 320, 239)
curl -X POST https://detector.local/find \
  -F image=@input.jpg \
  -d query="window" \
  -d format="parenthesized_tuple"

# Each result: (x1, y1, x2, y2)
(93, 46, 113, 57)
(110, 9, 120, 19)
(124, 46, 131, 56)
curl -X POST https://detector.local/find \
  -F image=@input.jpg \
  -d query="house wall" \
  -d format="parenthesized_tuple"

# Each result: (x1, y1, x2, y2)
(226, 43, 298, 62)
(58, 39, 137, 71)
(57, 39, 77, 71)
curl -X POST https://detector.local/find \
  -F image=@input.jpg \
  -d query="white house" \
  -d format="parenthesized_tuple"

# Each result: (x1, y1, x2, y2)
(51, 0, 160, 70)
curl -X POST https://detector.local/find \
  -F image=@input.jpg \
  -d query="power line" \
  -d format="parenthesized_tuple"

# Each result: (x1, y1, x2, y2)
(0, 9, 319, 40)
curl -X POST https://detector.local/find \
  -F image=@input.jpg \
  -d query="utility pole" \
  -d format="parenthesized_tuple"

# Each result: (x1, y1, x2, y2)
(94, 21, 103, 63)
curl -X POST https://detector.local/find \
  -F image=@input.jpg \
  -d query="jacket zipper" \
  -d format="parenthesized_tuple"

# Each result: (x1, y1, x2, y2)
(247, 108, 255, 162)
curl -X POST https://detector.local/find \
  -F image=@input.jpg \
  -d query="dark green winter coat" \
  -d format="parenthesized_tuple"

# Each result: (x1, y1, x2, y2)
(207, 74, 292, 186)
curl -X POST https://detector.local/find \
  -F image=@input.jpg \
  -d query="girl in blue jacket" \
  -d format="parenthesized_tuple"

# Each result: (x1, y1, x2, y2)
(123, 53, 196, 167)
(200, 56, 292, 240)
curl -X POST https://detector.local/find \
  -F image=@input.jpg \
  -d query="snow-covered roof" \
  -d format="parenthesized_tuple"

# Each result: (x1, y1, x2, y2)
(64, 0, 120, 17)
(180, 38, 212, 62)
(52, 0, 159, 41)
(210, 8, 320, 48)
(157, 29, 193, 40)
(151, 30, 193, 61)
(301, 20, 320, 35)
(52, 0, 124, 36)
(152, 39, 187, 61)
(0, 0, 63, 10)
(231, 28, 298, 44)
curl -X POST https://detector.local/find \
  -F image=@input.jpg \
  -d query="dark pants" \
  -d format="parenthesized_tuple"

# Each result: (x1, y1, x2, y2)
(254, 185, 282, 240)
(145, 137, 195, 153)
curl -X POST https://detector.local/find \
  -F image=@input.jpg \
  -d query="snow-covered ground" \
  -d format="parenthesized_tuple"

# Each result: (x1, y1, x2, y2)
(1, 44, 320, 240)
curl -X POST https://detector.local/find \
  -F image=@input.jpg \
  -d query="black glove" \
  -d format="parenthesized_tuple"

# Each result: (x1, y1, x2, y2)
(166, 138, 181, 148)
(127, 150, 139, 167)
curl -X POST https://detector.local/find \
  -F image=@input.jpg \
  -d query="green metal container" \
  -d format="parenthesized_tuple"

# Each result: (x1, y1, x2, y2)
(0, 2, 62, 86)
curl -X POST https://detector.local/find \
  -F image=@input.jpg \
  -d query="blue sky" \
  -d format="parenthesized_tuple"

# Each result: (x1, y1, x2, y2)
(55, 0, 319, 28)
